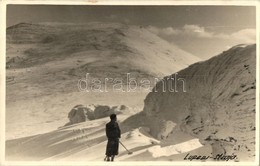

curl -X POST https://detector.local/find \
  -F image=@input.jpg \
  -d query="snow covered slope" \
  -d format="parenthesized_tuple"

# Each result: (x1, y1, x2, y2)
(6, 22, 200, 139)
(142, 44, 256, 161)
(6, 112, 208, 161)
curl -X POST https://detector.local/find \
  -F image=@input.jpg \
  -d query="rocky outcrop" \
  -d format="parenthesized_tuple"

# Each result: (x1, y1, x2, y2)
(65, 104, 128, 126)
(143, 44, 256, 161)
(66, 105, 90, 126)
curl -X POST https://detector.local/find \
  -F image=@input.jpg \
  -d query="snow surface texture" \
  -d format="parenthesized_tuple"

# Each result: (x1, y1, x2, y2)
(143, 44, 256, 161)
(148, 138, 203, 157)
(6, 112, 207, 161)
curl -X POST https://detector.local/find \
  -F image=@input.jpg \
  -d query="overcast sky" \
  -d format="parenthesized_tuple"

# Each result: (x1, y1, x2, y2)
(7, 5, 256, 59)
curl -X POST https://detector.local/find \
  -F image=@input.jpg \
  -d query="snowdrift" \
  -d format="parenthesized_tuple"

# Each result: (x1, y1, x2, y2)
(6, 113, 206, 161)
(142, 44, 256, 161)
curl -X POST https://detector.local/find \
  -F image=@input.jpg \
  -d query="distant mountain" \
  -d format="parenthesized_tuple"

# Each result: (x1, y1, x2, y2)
(6, 22, 200, 78)
(134, 44, 256, 161)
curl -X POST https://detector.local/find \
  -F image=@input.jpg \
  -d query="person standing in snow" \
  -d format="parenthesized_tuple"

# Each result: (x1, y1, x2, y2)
(105, 114, 121, 162)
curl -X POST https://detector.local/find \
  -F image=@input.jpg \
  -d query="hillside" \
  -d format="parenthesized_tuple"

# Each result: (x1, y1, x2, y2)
(6, 22, 199, 75)
(6, 22, 200, 139)
(135, 44, 256, 161)
(6, 22, 200, 99)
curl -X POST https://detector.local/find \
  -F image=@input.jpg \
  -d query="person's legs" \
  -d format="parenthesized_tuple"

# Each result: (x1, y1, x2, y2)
(106, 156, 110, 161)
(111, 155, 115, 161)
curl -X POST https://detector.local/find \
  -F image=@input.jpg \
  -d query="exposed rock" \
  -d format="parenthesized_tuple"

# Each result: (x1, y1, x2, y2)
(93, 105, 112, 119)
(65, 105, 90, 126)
(65, 104, 128, 126)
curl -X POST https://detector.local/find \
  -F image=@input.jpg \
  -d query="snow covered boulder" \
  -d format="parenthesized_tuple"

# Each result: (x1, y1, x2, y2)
(111, 105, 129, 113)
(93, 105, 127, 119)
(93, 105, 112, 119)
(65, 105, 91, 126)
(65, 104, 127, 126)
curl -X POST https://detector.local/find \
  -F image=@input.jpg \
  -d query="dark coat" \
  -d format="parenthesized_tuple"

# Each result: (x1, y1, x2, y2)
(105, 120, 121, 156)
